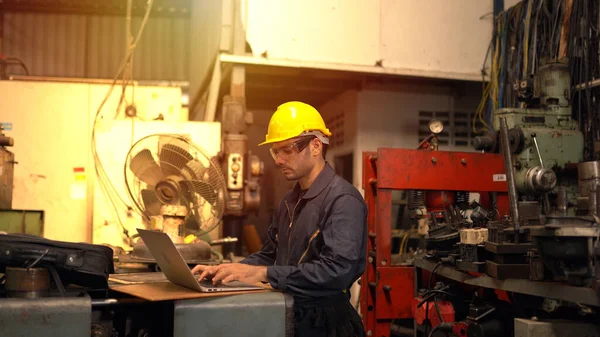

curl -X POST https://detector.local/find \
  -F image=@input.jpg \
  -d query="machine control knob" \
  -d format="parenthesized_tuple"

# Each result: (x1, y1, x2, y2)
(231, 163, 240, 172)
(524, 166, 557, 193)
(473, 131, 497, 152)
(508, 127, 525, 153)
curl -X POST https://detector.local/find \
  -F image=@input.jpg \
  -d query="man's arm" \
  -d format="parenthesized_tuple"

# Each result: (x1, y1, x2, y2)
(265, 194, 367, 297)
(239, 209, 279, 266)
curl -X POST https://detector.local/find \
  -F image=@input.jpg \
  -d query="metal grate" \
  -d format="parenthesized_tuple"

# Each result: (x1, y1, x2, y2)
(1, 12, 190, 81)
(325, 112, 345, 148)
(418, 110, 485, 148)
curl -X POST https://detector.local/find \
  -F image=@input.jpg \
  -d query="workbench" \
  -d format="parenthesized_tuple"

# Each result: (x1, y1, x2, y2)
(413, 256, 600, 307)
(0, 272, 294, 337)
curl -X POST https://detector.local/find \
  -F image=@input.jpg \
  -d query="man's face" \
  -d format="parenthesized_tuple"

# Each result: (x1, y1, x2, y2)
(270, 136, 316, 181)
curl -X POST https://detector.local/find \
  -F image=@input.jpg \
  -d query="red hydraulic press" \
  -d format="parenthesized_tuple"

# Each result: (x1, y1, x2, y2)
(360, 142, 509, 336)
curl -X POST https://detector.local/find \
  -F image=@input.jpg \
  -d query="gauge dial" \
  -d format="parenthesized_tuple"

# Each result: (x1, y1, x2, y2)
(428, 119, 444, 134)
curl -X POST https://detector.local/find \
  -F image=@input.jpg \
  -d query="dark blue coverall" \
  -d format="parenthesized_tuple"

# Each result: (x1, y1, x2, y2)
(241, 163, 368, 337)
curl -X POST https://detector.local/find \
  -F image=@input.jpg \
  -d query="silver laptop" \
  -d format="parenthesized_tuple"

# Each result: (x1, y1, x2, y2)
(136, 229, 264, 293)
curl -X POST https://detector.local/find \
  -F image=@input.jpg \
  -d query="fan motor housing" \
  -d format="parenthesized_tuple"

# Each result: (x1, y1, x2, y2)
(155, 179, 183, 205)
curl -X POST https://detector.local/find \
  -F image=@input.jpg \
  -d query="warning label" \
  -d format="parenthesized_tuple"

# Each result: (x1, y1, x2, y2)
(493, 174, 507, 182)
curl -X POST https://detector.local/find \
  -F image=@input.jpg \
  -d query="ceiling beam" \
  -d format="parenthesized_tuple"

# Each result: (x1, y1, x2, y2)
(220, 53, 483, 82)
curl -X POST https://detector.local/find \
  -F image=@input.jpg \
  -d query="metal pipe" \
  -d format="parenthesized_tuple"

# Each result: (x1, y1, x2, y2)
(557, 186, 568, 215)
(204, 55, 221, 122)
(575, 78, 600, 91)
(590, 188, 597, 216)
(499, 117, 520, 232)
(0, 136, 14, 147)
(596, 188, 600, 217)
(531, 133, 544, 168)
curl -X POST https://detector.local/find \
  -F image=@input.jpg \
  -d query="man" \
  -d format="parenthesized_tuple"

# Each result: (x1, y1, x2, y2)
(192, 101, 367, 337)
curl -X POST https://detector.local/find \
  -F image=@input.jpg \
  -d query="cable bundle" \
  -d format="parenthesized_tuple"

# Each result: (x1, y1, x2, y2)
(482, 0, 600, 160)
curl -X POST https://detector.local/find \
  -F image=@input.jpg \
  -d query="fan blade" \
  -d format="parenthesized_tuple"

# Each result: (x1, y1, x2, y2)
(178, 181, 194, 206)
(141, 189, 162, 216)
(205, 156, 223, 181)
(159, 140, 193, 178)
(181, 159, 207, 181)
(179, 180, 218, 205)
(129, 149, 164, 186)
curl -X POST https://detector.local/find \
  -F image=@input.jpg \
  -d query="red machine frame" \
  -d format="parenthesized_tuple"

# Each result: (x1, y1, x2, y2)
(360, 148, 509, 337)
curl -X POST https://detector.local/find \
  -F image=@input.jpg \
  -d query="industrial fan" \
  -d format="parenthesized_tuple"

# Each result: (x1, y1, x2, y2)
(122, 134, 227, 265)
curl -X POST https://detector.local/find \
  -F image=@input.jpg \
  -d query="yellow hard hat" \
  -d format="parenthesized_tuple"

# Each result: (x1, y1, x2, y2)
(259, 101, 332, 146)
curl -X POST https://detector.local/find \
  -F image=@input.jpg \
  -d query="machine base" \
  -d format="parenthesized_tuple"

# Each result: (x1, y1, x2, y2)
(174, 291, 294, 337)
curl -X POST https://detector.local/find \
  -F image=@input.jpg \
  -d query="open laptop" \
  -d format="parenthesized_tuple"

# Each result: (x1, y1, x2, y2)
(136, 229, 264, 293)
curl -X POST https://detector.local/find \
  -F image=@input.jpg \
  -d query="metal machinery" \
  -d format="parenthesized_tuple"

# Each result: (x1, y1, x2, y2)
(0, 124, 15, 210)
(360, 146, 509, 337)
(362, 61, 600, 337)
(0, 277, 294, 337)
(218, 95, 264, 256)
(474, 61, 598, 287)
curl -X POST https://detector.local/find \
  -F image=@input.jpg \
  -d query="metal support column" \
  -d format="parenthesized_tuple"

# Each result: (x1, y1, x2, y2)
(221, 0, 249, 257)
(230, 0, 246, 98)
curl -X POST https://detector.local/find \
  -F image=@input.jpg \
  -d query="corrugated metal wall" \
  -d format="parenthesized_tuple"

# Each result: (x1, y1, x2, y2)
(2, 12, 189, 81)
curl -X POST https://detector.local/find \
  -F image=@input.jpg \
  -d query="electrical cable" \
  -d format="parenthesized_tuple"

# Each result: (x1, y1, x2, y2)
(522, 0, 534, 78)
(416, 290, 455, 308)
(0, 57, 30, 76)
(428, 262, 442, 290)
(489, 0, 599, 162)
(90, 0, 154, 241)
(427, 323, 441, 337)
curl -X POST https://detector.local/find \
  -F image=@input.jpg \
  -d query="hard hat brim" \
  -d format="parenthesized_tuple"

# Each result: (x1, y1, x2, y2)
(257, 136, 288, 146)
(258, 130, 331, 146)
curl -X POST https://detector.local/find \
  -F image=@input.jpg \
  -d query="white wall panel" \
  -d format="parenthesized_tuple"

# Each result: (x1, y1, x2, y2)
(380, 0, 492, 76)
(243, 0, 523, 80)
(244, 0, 380, 66)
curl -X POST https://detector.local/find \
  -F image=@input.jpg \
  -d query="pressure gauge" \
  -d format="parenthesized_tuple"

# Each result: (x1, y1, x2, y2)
(428, 119, 444, 134)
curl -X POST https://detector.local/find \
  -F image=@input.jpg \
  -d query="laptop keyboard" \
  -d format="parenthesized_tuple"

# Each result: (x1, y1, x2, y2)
(195, 276, 239, 289)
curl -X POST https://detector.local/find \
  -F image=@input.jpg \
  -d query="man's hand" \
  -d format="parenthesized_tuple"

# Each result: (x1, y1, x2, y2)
(191, 263, 268, 285)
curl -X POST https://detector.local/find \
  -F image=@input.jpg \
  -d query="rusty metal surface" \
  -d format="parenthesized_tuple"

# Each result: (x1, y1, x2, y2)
(376, 190, 393, 268)
(5, 267, 50, 298)
(360, 151, 417, 337)
(360, 152, 378, 336)
(0, 294, 91, 336)
(375, 267, 414, 319)
(375, 148, 508, 192)
(361, 148, 514, 337)
(0, 148, 14, 209)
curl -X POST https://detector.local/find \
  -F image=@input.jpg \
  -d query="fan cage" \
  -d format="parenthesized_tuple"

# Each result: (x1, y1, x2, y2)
(124, 134, 227, 236)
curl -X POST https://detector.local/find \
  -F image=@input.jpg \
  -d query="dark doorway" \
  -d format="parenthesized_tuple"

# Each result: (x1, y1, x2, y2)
(334, 152, 354, 185)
